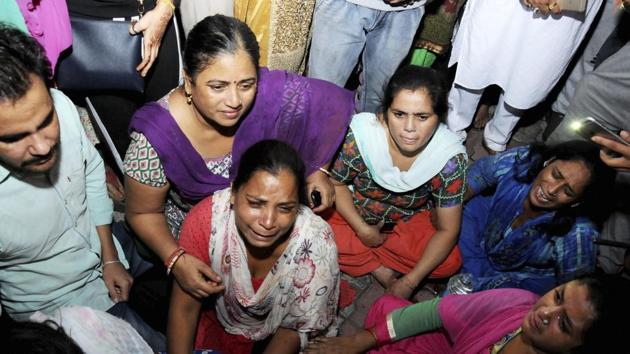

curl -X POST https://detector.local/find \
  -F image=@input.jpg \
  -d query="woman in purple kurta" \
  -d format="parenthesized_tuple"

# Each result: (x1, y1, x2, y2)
(123, 15, 352, 298)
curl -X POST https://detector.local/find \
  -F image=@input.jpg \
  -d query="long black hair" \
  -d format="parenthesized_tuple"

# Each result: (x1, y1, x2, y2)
(2, 320, 84, 354)
(514, 140, 615, 235)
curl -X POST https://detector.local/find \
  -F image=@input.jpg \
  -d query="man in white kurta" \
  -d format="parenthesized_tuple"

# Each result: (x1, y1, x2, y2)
(447, 0, 602, 152)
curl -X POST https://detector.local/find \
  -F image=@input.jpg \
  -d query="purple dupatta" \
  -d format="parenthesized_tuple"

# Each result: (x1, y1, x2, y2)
(129, 68, 354, 203)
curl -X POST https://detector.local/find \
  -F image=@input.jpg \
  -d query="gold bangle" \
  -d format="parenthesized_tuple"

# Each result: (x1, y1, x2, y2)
(158, 0, 175, 11)
(318, 167, 332, 177)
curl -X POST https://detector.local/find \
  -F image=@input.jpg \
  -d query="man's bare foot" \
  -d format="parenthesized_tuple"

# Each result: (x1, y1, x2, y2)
(372, 266, 397, 288)
(305, 331, 376, 354)
(473, 104, 491, 130)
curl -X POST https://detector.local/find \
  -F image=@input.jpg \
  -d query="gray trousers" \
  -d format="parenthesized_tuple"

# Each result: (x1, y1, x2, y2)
(551, 0, 620, 115)
(548, 39, 630, 274)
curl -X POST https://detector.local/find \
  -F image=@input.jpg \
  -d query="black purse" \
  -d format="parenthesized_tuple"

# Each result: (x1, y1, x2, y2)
(56, 14, 144, 92)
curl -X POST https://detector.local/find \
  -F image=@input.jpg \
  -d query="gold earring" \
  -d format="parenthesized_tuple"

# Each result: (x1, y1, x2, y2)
(185, 91, 193, 105)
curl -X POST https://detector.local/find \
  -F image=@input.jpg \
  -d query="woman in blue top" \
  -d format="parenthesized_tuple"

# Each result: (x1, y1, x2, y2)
(458, 140, 615, 294)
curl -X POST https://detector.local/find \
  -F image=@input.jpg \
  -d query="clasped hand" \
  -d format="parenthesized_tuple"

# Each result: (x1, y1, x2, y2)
(102, 261, 133, 303)
(386, 276, 417, 299)
(306, 170, 336, 213)
(171, 254, 225, 299)
(592, 131, 630, 171)
(358, 222, 388, 248)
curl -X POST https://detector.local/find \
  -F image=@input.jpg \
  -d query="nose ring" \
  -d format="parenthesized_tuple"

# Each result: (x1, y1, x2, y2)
(543, 318, 549, 325)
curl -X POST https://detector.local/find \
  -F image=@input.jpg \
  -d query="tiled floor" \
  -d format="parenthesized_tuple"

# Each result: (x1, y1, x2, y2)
(338, 277, 440, 336)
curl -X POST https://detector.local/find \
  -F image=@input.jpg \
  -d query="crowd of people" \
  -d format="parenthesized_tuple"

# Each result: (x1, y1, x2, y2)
(1, 0, 630, 353)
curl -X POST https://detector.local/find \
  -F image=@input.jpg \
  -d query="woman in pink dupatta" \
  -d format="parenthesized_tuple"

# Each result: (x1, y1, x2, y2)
(306, 276, 630, 354)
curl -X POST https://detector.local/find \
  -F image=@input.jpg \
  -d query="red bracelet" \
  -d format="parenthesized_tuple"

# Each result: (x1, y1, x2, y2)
(165, 247, 185, 276)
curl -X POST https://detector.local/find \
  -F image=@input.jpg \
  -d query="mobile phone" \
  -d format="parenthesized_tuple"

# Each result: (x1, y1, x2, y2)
(557, 0, 586, 12)
(310, 190, 322, 208)
(380, 222, 396, 233)
(570, 117, 630, 147)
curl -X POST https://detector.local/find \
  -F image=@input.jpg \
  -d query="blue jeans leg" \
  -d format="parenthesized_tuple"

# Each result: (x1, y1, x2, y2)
(359, 6, 424, 113)
(308, 1, 424, 113)
(308, 0, 366, 87)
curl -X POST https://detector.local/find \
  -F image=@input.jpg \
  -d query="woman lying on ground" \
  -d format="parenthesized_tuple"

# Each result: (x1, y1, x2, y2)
(167, 140, 340, 354)
(123, 15, 352, 295)
(306, 274, 630, 354)
(325, 65, 467, 299)
(456, 140, 615, 294)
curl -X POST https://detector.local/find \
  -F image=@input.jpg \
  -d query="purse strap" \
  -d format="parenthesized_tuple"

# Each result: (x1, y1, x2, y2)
(137, 0, 144, 17)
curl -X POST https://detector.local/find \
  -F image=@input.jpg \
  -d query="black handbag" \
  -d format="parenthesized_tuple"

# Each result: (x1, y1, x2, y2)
(56, 15, 144, 92)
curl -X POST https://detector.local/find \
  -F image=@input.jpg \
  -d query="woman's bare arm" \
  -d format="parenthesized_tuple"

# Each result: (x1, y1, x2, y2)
(263, 327, 301, 354)
(125, 176, 220, 297)
(167, 282, 203, 354)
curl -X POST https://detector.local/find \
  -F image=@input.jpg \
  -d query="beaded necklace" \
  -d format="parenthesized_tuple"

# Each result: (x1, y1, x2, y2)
(490, 327, 523, 354)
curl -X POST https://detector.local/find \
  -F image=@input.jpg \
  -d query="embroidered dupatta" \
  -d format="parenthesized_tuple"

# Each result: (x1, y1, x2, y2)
(209, 188, 340, 348)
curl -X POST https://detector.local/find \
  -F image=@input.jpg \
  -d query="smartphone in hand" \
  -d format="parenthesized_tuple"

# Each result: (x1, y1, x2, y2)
(571, 117, 630, 146)
(310, 190, 322, 208)
(571, 117, 630, 157)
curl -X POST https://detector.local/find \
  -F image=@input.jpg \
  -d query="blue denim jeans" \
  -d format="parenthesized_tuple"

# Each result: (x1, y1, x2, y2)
(308, 0, 424, 113)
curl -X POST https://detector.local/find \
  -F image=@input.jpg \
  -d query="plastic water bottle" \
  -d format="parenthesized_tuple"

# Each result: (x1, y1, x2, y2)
(446, 273, 474, 295)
